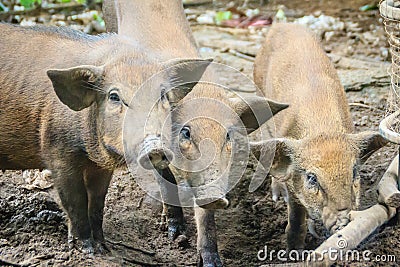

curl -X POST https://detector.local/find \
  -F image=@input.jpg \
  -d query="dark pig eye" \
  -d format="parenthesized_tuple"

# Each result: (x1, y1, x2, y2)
(109, 91, 121, 102)
(180, 126, 191, 140)
(226, 131, 231, 141)
(306, 173, 318, 186)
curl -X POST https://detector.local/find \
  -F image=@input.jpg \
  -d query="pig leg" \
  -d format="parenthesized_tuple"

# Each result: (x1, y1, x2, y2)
(286, 194, 307, 250)
(195, 208, 222, 267)
(52, 162, 93, 253)
(84, 164, 113, 252)
(271, 177, 288, 202)
(155, 167, 186, 240)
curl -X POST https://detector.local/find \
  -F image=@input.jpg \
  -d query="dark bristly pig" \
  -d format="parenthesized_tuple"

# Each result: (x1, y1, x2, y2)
(102, 0, 288, 265)
(0, 22, 211, 252)
(251, 23, 387, 250)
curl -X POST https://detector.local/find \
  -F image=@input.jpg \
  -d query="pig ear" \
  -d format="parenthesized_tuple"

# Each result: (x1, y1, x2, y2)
(47, 65, 104, 111)
(163, 58, 213, 106)
(250, 138, 296, 181)
(349, 131, 388, 164)
(232, 96, 288, 133)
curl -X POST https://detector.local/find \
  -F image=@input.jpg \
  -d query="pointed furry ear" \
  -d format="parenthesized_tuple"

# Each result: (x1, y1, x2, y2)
(231, 96, 288, 133)
(162, 58, 213, 107)
(47, 65, 104, 111)
(349, 131, 388, 164)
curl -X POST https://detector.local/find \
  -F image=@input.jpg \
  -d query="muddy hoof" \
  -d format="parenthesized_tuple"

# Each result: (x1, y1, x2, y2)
(81, 239, 95, 254)
(94, 242, 111, 254)
(198, 251, 223, 267)
(168, 217, 186, 240)
(68, 237, 95, 254)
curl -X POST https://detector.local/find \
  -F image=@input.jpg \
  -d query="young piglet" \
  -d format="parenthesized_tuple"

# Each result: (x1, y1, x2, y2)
(251, 23, 387, 250)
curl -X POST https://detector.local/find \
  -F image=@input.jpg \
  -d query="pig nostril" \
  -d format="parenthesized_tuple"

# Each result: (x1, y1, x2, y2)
(148, 155, 153, 162)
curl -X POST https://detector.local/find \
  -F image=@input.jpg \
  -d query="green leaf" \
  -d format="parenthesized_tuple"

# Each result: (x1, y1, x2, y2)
(0, 2, 6, 11)
(215, 11, 232, 25)
(20, 0, 35, 8)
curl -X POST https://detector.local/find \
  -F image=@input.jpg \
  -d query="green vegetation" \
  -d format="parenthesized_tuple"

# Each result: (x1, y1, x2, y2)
(18, 0, 90, 9)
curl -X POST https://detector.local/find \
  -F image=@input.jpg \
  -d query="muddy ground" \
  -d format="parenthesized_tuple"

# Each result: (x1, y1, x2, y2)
(1, 0, 400, 266)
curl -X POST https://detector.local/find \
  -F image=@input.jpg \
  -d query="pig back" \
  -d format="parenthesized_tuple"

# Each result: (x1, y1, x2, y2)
(254, 23, 354, 138)
(103, 0, 199, 58)
(0, 24, 102, 170)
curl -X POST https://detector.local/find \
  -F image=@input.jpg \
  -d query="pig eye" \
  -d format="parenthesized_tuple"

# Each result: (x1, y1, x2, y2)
(226, 131, 232, 142)
(180, 126, 191, 140)
(306, 173, 318, 187)
(109, 91, 121, 102)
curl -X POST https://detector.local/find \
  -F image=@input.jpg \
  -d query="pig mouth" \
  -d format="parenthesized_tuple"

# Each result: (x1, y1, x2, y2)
(325, 214, 350, 234)
(137, 135, 173, 170)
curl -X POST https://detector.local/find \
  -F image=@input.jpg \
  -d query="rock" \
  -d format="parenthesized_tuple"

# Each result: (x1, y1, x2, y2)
(324, 31, 335, 42)
(294, 14, 345, 37)
(22, 169, 53, 190)
(360, 115, 369, 126)
(196, 11, 216, 24)
(0, 239, 9, 247)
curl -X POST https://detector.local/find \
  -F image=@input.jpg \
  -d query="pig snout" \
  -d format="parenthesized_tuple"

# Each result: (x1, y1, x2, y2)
(322, 208, 350, 234)
(194, 187, 229, 209)
(138, 135, 173, 170)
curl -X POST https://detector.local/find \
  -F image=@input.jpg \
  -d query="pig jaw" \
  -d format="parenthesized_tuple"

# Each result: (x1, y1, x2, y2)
(295, 182, 357, 235)
(292, 180, 356, 235)
(321, 186, 360, 234)
(322, 208, 351, 234)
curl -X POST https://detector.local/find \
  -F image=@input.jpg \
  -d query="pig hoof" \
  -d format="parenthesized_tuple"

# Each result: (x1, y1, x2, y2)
(68, 237, 95, 254)
(81, 239, 95, 254)
(94, 242, 111, 254)
(68, 236, 75, 250)
(168, 218, 186, 240)
(198, 252, 223, 267)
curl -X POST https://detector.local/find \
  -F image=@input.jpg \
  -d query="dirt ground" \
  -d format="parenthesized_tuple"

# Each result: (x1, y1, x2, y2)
(1, 0, 400, 266)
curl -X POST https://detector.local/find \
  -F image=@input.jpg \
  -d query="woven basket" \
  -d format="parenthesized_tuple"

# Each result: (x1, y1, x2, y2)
(380, 0, 400, 142)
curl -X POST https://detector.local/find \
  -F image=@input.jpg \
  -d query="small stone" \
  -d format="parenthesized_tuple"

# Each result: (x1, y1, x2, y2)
(360, 115, 369, 126)
(324, 31, 335, 42)
(0, 239, 9, 247)
(57, 252, 70, 261)
(345, 46, 354, 56)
